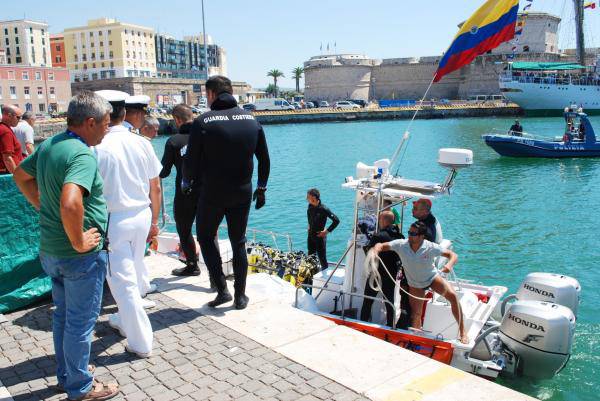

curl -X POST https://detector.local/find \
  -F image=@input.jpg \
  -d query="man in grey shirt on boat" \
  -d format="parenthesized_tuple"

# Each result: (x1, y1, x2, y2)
(372, 221, 468, 343)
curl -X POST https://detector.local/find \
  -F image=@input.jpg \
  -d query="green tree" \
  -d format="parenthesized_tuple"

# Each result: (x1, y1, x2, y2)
(265, 83, 277, 96)
(267, 69, 285, 96)
(291, 66, 304, 93)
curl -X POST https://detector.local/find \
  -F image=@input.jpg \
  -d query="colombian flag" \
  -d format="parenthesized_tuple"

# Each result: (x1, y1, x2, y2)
(434, 0, 519, 82)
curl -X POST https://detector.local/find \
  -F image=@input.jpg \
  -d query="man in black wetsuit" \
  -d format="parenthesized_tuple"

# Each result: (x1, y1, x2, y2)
(360, 211, 407, 328)
(183, 76, 270, 310)
(412, 198, 442, 244)
(306, 188, 339, 270)
(508, 119, 523, 136)
(160, 104, 200, 276)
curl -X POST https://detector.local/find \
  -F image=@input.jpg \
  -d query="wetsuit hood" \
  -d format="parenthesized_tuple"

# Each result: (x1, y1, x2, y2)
(210, 93, 238, 111)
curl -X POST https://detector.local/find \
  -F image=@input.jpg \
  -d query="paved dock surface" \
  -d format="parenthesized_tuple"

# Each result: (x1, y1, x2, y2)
(0, 253, 537, 401)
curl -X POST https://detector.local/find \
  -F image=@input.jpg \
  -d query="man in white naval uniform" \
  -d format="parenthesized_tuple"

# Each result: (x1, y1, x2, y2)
(121, 94, 158, 298)
(94, 90, 162, 358)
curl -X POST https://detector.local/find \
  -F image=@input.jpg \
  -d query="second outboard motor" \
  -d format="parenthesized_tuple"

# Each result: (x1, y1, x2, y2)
(515, 273, 581, 316)
(499, 300, 575, 379)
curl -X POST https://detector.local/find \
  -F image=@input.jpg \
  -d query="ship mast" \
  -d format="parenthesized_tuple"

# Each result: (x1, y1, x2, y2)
(574, 0, 586, 66)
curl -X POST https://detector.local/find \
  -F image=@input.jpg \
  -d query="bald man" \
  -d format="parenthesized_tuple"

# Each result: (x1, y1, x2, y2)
(360, 210, 405, 328)
(0, 105, 24, 174)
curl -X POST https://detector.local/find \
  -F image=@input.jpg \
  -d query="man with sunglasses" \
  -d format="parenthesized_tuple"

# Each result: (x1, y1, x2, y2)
(372, 221, 468, 344)
(0, 105, 24, 174)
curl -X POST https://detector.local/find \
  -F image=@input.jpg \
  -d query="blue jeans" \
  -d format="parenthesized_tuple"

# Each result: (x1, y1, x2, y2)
(39, 251, 107, 399)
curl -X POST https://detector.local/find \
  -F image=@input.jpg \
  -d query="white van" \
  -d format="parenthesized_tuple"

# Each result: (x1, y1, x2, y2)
(254, 98, 295, 111)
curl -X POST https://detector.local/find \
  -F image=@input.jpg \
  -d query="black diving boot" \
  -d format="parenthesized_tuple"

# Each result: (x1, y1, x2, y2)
(234, 294, 249, 310)
(172, 261, 200, 276)
(208, 289, 233, 307)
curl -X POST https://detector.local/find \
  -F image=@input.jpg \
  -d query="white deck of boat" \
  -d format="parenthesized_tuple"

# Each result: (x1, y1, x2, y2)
(137, 252, 536, 401)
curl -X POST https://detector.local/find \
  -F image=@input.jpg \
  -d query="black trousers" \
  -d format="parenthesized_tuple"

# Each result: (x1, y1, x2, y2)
(196, 196, 250, 296)
(174, 192, 199, 264)
(307, 235, 327, 270)
(360, 263, 398, 327)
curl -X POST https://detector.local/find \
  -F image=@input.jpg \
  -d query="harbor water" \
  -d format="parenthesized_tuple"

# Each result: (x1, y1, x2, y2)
(153, 116, 599, 401)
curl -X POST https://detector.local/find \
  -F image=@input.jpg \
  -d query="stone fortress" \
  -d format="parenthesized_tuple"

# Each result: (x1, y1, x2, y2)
(304, 13, 594, 102)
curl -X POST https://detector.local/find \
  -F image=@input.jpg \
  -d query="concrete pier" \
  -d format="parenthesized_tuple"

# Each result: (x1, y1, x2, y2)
(0, 253, 537, 401)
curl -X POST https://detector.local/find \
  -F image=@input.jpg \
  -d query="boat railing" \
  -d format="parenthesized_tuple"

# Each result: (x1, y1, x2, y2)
(294, 283, 399, 329)
(500, 71, 600, 87)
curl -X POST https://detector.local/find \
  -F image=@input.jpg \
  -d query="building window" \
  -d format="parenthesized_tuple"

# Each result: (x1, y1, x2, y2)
(91, 52, 95, 60)
(41, 29, 45, 35)
(16, 47, 20, 55)
(89, 32, 93, 37)
(100, 52, 104, 59)
(99, 31, 103, 36)
(50, 87, 55, 95)
(35, 71, 41, 80)
(91, 42, 94, 47)
(74, 54, 78, 61)
(56, 44, 61, 51)
(92, 63, 96, 68)
(37, 87, 43, 95)
(83, 64, 87, 70)
(9, 86, 16, 99)
(7, 57, 11, 64)
(108, 30, 111, 35)
(15, 37, 19, 45)
(109, 51, 113, 58)
(30, 36, 33, 44)
(82, 54, 87, 61)
(22, 71, 29, 80)
(14, 27, 18, 34)
(92, 73, 98, 80)
(24, 87, 30, 98)
(99, 41, 103, 46)
(3, 28, 7, 35)
(16, 57, 22, 63)
(48, 72, 54, 81)
(6, 48, 10, 56)
(109, 41, 112, 46)
(110, 61, 114, 68)
(4, 38, 8, 46)
(124, 29, 128, 34)
(39, 103, 45, 112)
(42, 37, 45, 45)
(101, 62, 105, 67)
(8, 71, 15, 80)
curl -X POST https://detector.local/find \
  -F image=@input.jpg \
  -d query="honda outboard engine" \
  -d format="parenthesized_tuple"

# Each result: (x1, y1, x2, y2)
(516, 273, 581, 316)
(499, 300, 575, 379)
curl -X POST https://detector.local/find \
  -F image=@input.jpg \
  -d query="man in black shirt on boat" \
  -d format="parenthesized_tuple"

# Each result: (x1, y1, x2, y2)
(160, 104, 201, 276)
(360, 211, 409, 328)
(412, 198, 442, 244)
(509, 119, 523, 136)
(183, 76, 270, 310)
(306, 188, 340, 270)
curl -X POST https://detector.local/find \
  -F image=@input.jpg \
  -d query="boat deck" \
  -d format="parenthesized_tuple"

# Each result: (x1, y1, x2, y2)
(0, 253, 538, 401)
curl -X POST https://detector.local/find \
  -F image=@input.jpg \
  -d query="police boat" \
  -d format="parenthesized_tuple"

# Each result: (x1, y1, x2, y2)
(482, 108, 600, 158)
(293, 149, 580, 380)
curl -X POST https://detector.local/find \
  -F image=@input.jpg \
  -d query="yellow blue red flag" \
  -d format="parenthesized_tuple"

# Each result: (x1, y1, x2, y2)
(434, 0, 519, 82)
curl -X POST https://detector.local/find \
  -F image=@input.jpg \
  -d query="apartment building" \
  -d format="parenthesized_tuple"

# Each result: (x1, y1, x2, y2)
(63, 18, 156, 82)
(50, 34, 66, 67)
(156, 33, 227, 79)
(0, 19, 52, 67)
(0, 65, 71, 113)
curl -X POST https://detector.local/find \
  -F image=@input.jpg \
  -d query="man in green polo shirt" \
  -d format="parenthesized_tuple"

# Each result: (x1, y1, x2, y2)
(13, 91, 120, 400)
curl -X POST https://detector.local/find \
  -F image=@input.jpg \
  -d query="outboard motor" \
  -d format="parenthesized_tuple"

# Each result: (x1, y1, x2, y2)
(498, 300, 575, 379)
(501, 273, 581, 318)
(515, 273, 581, 316)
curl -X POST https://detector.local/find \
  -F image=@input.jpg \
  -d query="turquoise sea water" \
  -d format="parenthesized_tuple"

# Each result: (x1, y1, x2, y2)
(153, 116, 600, 401)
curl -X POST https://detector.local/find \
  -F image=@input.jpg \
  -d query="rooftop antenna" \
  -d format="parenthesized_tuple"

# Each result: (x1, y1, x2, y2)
(201, 0, 209, 78)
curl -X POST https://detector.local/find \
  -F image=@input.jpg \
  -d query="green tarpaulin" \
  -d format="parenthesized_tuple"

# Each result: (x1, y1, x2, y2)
(511, 62, 586, 71)
(0, 175, 51, 313)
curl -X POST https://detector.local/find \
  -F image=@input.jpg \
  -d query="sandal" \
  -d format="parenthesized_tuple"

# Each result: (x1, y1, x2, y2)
(69, 381, 119, 400)
(53, 365, 96, 393)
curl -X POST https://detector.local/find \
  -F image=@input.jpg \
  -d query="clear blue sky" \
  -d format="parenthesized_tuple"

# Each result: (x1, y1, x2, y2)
(3, 0, 599, 88)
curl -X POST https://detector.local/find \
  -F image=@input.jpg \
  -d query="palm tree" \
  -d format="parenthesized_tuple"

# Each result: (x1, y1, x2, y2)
(267, 69, 285, 96)
(292, 67, 304, 93)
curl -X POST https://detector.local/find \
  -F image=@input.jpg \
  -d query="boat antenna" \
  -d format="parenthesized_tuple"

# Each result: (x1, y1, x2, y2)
(389, 75, 436, 175)
(573, 0, 586, 66)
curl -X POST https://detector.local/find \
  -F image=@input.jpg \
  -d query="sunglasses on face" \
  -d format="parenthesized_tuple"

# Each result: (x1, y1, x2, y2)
(408, 231, 422, 237)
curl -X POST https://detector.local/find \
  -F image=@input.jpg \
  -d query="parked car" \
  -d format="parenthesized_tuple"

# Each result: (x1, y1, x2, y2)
(334, 101, 360, 109)
(348, 99, 367, 107)
(305, 102, 315, 109)
(291, 102, 302, 110)
(254, 98, 295, 111)
(318, 101, 330, 108)
(242, 103, 256, 111)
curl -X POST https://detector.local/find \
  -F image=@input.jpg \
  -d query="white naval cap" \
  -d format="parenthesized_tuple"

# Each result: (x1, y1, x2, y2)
(95, 90, 130, 105)
(125, 95, 150, 110)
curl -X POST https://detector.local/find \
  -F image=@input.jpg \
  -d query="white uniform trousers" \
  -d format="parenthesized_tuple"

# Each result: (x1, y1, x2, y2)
(106, 207, 153, 354)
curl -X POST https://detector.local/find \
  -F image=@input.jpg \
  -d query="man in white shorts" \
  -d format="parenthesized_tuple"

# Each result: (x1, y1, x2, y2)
(373, 221, 468, 343)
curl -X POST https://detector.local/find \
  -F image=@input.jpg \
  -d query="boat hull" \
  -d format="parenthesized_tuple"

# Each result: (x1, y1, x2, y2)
(500, 80, 600, 114)
(483, 135, 600, 158)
